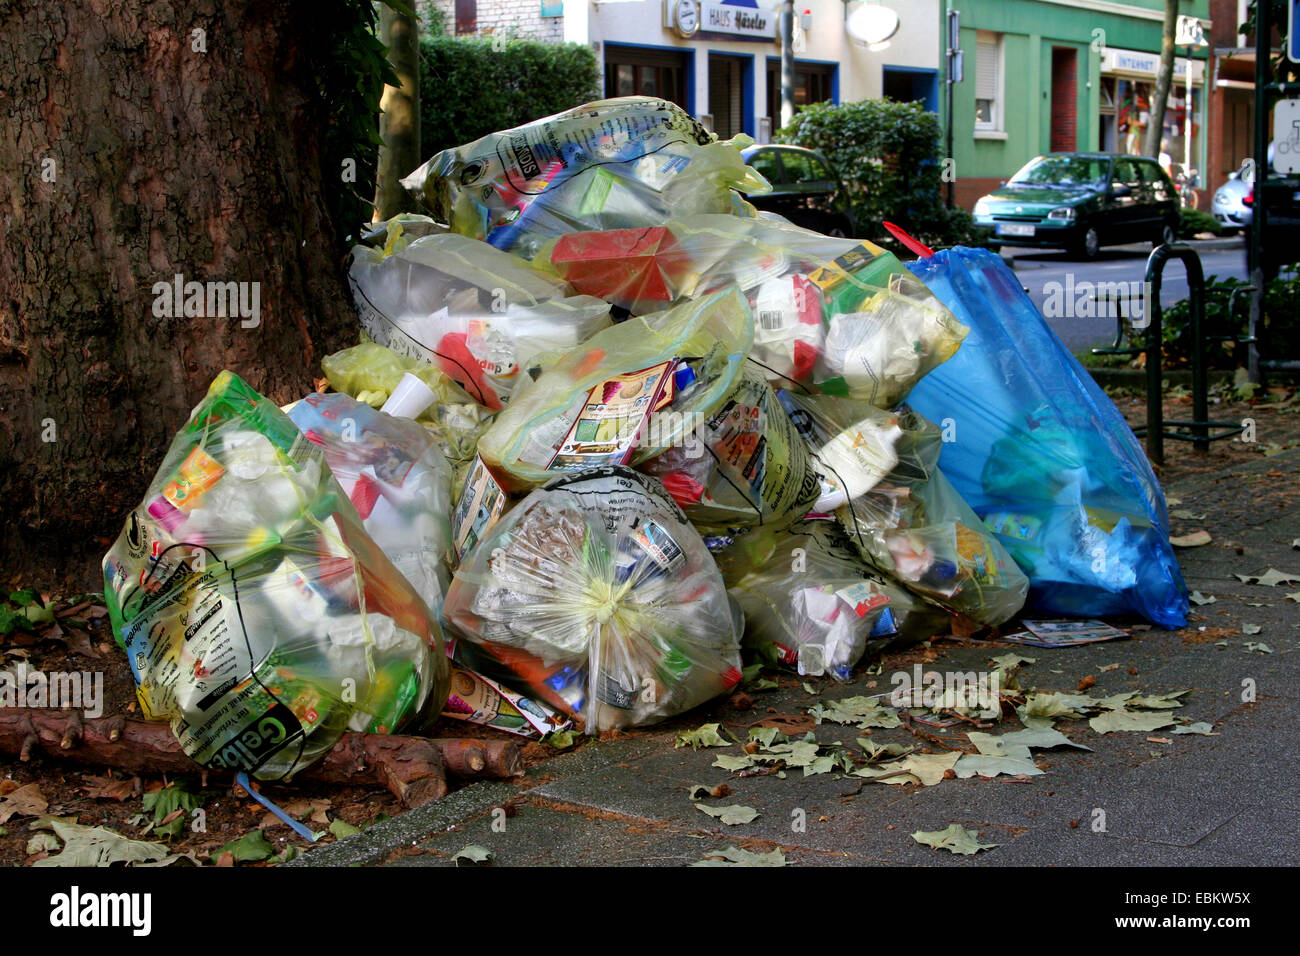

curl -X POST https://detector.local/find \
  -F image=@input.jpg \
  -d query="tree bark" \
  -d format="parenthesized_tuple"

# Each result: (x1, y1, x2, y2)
(0, 709, 524, 807)
(373, 5, 421, 221)
(0, 1, 358, 589)
(1144, 0, 1180, 157)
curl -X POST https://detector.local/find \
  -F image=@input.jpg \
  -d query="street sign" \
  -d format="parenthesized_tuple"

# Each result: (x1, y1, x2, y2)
(1273, 97, 1300, 173)
(1175, 14, 1206, 47)
(1291, 0, 1300, 63)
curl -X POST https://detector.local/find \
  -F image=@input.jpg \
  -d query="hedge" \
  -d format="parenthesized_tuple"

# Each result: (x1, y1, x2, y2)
(418, 36, 600, 161)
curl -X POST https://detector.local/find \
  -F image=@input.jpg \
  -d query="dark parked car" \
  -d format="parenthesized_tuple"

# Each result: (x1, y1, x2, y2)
(973, 152, 1178, 259)
(740, 144, 856, 237)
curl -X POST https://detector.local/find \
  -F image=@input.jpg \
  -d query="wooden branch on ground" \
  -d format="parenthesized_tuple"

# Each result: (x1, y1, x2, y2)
(0, 709, 523, 809)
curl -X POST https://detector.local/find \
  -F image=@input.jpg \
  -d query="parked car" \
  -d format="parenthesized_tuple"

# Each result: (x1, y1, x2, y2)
(740, 144, 856, 237)
(972, 152, 1178, 260)
(1212, 159, 1255, 234)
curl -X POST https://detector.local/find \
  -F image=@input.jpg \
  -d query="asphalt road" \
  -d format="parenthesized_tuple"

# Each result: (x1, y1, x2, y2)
(1001, 238, 1249, 353)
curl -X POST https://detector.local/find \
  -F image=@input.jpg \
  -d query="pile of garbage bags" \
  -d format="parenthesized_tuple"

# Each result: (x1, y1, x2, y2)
(104, 97, 1186, 778)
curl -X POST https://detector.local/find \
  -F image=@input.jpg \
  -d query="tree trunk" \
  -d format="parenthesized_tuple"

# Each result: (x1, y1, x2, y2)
(373, 5, 421, 221)
(0, 1, 358, 590)
(1144, 0, 1179, 157)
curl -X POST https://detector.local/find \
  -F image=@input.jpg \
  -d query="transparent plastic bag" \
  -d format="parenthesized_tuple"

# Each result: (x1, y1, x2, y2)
(478, 287, 753, 490)
(402, 97, 768, 260)
(537, 214, 965, 402)
(780, 392, 1028, 627)
(102, 372, 450, 781)
(287, 391, 455, 616)
(639, 366, 821, 533)
(443, 467, 743, 731)
(321, 342, 493, 471)
(348, 233, 612, 410)
(905, 247, 1188, 627)
(716, 522, 936, 680)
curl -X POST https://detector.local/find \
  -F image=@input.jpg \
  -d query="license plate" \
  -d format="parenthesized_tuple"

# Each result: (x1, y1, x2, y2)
(998, 222, 1035, 237)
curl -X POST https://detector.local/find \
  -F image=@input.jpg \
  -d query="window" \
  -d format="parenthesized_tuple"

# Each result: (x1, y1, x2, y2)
(747, 149, 783, 184)
(766, 61, 835, 132)
(974, 31, 1002, 131)
(604, 46, 690, 112)
(780, 151, 828, 184)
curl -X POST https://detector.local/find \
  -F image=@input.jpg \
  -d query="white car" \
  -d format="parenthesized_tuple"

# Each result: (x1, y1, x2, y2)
(1212, 159, 1255, 234)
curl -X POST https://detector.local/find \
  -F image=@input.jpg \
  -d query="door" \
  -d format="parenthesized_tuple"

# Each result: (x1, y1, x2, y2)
(1108, 157, 1143, 237)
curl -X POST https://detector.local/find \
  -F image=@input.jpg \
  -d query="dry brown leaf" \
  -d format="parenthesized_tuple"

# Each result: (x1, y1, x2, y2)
(80, 775, 135, 802)
(1170, 530, 1212, 548)
(0, 783, 48, 823)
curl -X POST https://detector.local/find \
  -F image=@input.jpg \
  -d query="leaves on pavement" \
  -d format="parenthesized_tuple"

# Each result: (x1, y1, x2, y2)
(912, 823, 998, 855)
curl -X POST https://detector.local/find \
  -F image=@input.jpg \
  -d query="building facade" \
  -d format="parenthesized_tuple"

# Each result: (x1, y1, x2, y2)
(429, 0, 940, 141)
(945, 0, 1213, 209)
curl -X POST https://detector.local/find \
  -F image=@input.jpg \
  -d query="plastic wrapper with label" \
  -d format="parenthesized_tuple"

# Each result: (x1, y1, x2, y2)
(443, 467, 744, 732)
(286, 391, 455, 615)
(321, 342, 493, 474)
(905, 246, 1188, 627)
(780, 391, 1029, 627)
(537, 214, 966, 404)
(478, 287, 754, 490)
(716, 522, 950, 680)
(102, 372, 451, 780)
(639, 366, 822, 533)
(401, 96, 768, 260)
(348, 232, 612, 410)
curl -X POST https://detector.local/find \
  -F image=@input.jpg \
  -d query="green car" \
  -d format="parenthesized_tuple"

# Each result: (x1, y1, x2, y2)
(973, 152, 1179, 260)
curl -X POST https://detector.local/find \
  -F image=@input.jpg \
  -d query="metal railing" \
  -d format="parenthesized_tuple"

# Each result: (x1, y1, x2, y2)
(1090, 243, 1240, 465)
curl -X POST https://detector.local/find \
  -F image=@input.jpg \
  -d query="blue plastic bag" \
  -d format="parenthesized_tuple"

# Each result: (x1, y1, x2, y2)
(905, 247, 1187, 628)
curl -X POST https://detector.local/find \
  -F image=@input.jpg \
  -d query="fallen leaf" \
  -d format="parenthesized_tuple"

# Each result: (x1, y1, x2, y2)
(215, 829, 274, 863)
(1189, 591, 1217, 606)
(545, 729, 578, 750)
(674, 723, 733, 750)
(27, 832, 60, 855)
(1243, 623, 1262, 635)
(1171, 722, 1217, 735)
(1287, 592, 1300, 603)
(912, 823, 999, 855)
(693, 846, 788, 867)
(712, 754, 755, 772)
(80, 775, 135, 802)
(329, 818, 361, 840)
(0, 783, 47, 824)
(1077, 675, 1096, 692)
(1170, 530, 1212, 547)
(1089, 711, 1177, 734)
(686, 783, 731, 801)
(695, 803, 759, 825)
(952, 754, 1043, 778)
(1234, 569, 1300, 587)
(1244, 642, 1273, 654)
(1170, 509, 1206, 520)
(451, 845, 493, 866)
(34, 822, 172, 867)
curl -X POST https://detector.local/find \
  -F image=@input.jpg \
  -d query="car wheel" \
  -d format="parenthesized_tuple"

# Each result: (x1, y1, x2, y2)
(1158, 222, 1176, 246)
(1073, 225, 1100, 260)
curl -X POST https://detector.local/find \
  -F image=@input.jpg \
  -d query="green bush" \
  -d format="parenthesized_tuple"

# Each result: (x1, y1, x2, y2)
(418, 36, 600, 161)
(776, 98, 975, 249)
(1177, 206, 1222, 239)
(1154, 267, 1299, 367)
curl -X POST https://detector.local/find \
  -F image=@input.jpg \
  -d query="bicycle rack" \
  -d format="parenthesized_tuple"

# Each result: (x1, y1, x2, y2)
(1090, 243, 1240, 465)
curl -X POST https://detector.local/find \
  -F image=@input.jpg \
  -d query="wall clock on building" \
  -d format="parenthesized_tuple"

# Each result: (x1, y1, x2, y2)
(674, 0, 700, 38)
